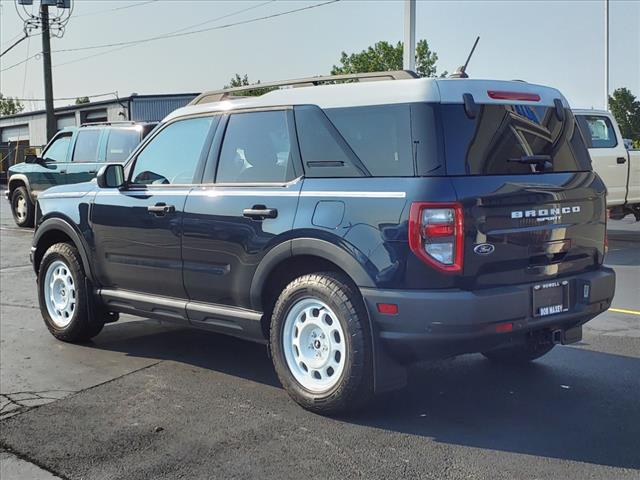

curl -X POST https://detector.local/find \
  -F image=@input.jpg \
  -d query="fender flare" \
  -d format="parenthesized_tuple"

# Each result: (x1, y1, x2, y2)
(33, 217, 95, 282)
(7, 174, 33, 198)
(249, 237, 376, 310)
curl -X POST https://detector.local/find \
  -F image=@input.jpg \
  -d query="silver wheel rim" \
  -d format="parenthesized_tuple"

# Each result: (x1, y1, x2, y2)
(43, 260, 77, 328)
(14, 194, 27, 221)
(282, 298, 346, 393)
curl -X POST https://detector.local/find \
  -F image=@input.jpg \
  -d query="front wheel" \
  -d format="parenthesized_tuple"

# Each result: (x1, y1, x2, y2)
(11, 186, 35, 228)
(270, 272, 372, 415)
(38, 242, 104, 342)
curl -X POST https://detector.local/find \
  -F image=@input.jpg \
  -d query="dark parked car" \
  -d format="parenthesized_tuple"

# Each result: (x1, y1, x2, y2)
(5, 121, 156, 227)
(30, 72, 615, 414)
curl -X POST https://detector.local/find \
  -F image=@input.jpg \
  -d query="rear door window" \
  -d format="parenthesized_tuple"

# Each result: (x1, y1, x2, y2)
(325, 105, 415, 176)
(576, 115, 618, 148)
(439, 104, 592, 175)
(216, 110, 296, 183)
(105, 128, 141, 162)
(72, 129, 101, 162)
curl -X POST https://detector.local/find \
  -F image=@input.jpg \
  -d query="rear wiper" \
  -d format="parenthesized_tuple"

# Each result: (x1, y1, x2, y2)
(508, 155, 552, 171)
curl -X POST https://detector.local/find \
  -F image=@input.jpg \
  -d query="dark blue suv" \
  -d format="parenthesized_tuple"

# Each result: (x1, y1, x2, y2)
(30, 72, 615, 414)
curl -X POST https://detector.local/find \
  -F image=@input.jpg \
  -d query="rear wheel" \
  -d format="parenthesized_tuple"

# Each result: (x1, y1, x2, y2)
(38, 242, 104, 342)
(482, 340, 554, 364)
(11, 186, 34, 228)
(270, 272, 372, 415)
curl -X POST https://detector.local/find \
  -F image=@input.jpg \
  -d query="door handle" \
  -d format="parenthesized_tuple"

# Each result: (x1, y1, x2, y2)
(243, 205, 278, 220)
(147, 203, 175, 216)
(617, 157, 627, 164)
(59, 170, 67, 174)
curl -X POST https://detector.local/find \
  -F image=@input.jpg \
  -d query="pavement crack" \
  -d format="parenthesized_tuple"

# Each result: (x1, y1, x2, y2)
(0, 302, 39, 310)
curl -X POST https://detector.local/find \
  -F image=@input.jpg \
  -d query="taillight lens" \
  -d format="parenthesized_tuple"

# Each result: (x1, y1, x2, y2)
(409, 202, 464, 273)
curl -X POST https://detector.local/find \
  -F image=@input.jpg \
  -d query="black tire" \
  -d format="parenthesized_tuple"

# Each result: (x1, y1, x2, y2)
(38, 242, 104, 342)
(11, 186, 35, 228)
(270, 272, 372, 415)
(482, 340, 554, 364)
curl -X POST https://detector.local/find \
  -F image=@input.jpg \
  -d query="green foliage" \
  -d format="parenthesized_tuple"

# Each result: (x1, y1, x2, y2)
(608, 87, 640, 142)
(75, 96, 90, 105)
(331, 39, 447, 78)
(224, 74, 272, 97)
(0, 93, 24, 116)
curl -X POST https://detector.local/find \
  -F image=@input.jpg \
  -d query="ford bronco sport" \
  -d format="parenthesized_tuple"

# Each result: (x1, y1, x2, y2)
(6, 121, 156, 228)
(30, 71, 615, 414)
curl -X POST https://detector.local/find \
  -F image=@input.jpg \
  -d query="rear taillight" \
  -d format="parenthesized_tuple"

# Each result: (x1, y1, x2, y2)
(409, 202, 464, 273)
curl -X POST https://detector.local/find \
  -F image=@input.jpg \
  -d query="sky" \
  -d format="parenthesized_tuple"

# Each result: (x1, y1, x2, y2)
(1, 0, 639, 112)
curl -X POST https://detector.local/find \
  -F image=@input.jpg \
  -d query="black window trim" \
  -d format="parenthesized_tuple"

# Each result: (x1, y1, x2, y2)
(123, 112, 220, 190)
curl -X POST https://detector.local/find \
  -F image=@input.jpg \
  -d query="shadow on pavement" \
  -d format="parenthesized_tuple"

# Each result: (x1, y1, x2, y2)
(88, 320, 640, 470)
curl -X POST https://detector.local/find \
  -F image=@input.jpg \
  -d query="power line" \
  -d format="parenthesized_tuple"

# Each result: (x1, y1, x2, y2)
(10, 92, 117, 102)
(1, 0, 340, 72)
(71, 0, 158, 18)
(54, 0, 338, 54)
(53, 0, 278, 68)
(0, 34, 28, 58)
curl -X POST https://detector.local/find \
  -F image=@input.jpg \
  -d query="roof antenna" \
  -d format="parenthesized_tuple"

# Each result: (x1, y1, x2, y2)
(450, 36, 480, 78)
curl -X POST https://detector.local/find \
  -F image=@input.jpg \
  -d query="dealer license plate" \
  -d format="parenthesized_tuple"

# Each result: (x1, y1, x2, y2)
(533, 281, 569, 317)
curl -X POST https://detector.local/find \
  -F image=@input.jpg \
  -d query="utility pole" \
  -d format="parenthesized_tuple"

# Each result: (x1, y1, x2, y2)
(604, 0, 609, 110)
(41, 2, 56, 142)
(403, 0, 416, 72)
(15, 0, 72, 140)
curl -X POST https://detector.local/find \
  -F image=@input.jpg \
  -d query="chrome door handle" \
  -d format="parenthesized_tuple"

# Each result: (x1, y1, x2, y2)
(617, 157, 627, 164)
(147, 203, 175, 216)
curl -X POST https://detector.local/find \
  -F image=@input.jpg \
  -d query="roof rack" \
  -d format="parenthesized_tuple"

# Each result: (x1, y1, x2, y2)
(190, 70, 419, 106)
(80, 121, 137, 127)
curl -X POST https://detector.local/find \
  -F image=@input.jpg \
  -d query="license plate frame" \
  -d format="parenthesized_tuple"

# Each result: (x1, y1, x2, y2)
(532, 280, 570, 317)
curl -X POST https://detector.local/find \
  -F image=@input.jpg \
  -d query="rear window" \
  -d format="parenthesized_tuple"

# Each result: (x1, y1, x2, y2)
(439, 104, 592, 175)
(106, 128, 140, 162)
(575, 115, 618, 149)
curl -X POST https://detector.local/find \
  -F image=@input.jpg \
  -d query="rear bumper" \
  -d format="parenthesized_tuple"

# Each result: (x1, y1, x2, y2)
(362, 267, 615, 363)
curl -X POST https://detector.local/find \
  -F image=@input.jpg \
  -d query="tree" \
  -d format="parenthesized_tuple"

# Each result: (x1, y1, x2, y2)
(75, 96, 90, 105)
(224, 74, 270, 97)
(0, 94, 24, 116)
(331, 39, 447, 78)
(609, 87, 640, 142)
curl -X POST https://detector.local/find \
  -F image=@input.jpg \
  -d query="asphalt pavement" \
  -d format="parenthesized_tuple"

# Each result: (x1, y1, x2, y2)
(0, 198, 638, 480)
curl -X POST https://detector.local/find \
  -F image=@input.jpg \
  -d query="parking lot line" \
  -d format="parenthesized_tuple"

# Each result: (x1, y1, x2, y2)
(609, 308, 640, 316)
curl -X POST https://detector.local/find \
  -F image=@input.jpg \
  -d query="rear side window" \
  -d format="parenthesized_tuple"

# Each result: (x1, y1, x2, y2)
(440, 104, 592, 175)
(325, 105, 414, 176)
(105, 128, 140, 162)
(72, 129, 101, 162)
(294, 106, 365, 178)
(216, 111, 295, 183)
(576, 115, 618, 148)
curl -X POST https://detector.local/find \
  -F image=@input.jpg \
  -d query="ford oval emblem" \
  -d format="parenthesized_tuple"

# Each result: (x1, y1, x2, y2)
(474, 243, 495, 255)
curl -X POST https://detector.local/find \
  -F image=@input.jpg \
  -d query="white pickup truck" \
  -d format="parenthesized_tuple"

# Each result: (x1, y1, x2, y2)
(574, 109, 640, 220)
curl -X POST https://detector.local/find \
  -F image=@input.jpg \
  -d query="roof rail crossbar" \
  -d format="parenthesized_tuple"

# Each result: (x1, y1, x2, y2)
(190, 70, 419, 106)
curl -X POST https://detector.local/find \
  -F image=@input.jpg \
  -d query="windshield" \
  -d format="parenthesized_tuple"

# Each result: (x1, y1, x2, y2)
(438, 104, 592, 175)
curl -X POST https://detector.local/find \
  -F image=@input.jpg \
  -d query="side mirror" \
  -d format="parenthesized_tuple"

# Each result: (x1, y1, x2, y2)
(25, 153, 41, 164)
(96, 164, 125, 188)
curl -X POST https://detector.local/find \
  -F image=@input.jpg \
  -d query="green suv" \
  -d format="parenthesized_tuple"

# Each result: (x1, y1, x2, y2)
(5, 121, 156, 227)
